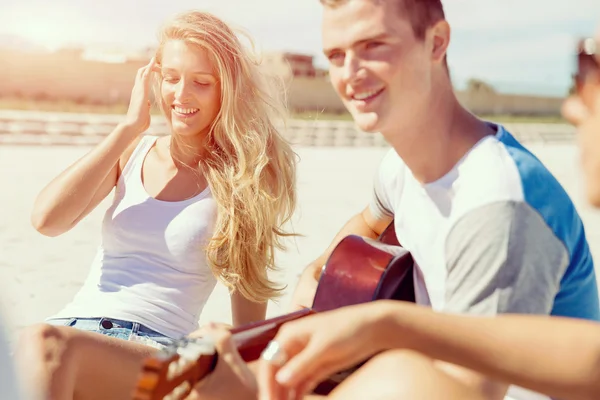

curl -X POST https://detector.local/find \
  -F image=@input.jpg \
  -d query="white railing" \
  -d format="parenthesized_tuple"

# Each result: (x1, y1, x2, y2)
(0, 109, 576, 147)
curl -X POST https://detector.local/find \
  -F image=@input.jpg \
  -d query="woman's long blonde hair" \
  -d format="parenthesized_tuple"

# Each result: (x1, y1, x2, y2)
(154, 11, 297, 303)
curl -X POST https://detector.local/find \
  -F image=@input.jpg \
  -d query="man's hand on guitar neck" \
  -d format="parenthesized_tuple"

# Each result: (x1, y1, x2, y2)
(288, 207, 392, 312)
(257, 302, 388, 400)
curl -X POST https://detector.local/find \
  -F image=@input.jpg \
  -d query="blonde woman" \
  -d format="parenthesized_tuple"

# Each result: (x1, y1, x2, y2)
(17, 10, 296, 400)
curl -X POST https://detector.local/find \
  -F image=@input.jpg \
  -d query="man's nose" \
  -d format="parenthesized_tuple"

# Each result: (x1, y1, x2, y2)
(342, 53, 364, 84)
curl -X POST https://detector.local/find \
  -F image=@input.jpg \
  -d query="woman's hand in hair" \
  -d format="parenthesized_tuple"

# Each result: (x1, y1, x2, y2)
(123, 57, 160, 135)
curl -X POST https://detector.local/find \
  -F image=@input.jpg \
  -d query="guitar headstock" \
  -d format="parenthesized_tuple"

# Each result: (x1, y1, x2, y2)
(132, 337, 217, 400)
(132, 310, 313, 400)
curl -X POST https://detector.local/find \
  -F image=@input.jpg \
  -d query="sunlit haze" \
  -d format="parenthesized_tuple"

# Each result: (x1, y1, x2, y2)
(1, 0, 599, 95)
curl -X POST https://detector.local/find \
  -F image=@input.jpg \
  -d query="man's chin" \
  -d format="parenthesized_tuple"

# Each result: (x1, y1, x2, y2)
(351, 112, 381, 133)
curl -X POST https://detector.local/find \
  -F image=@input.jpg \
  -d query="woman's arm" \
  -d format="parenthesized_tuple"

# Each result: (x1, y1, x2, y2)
(231, 291, 268, 327)
(31, 58, 157, 237)
(376, 301, 600, 400)
(31, 126, 140, 237)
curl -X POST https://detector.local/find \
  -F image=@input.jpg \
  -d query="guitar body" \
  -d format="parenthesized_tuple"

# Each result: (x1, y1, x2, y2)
(132, 222, 414, 400)
(313, 231, 414, 314)
(311, 225, 414, 395)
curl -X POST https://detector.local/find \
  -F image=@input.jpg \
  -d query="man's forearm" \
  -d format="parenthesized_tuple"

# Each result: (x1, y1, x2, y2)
(375, 301, 600, 400)
(289, 211, 381, 311)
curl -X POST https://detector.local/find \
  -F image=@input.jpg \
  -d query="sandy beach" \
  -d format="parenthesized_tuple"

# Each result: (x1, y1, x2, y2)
(1, 142, 599, 346)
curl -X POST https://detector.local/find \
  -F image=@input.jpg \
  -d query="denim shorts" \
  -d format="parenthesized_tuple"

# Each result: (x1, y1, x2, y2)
(45, 317, 175, 349)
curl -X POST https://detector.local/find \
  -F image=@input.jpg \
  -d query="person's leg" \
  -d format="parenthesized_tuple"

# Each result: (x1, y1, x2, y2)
(16, 323, 160, 400)
(327, 349, 487, 400)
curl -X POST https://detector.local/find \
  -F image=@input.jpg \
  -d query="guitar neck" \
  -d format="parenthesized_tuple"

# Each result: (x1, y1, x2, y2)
(232, 308, 315, 362)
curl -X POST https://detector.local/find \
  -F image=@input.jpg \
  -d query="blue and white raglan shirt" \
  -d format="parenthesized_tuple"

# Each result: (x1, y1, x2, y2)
(369, 123, 599, 400)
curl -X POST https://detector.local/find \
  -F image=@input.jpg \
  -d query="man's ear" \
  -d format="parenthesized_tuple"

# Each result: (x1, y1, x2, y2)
(429, 19, 451, 64)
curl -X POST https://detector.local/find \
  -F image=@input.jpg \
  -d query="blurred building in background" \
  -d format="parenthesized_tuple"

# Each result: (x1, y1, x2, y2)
(1, 44, 564, 116)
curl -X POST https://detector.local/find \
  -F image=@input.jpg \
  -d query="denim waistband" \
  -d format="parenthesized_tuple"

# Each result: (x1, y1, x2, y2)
(47, 317, 169, 337)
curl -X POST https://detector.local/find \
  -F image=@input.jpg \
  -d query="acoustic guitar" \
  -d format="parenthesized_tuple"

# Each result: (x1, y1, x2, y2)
(132, 222, 415, 400)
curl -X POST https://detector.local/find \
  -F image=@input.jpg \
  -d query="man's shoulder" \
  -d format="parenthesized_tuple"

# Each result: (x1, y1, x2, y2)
(457, 126, 575, 213)
(450, 126, 589, 257)
(378, 147, 404, 170)
(494, 127, 564, 190)
(494, 127, 585, 235)
(374, 147, 406, 187)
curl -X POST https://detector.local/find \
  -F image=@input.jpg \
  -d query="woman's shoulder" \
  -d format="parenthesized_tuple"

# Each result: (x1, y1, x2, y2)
(117, 135, 159, 180)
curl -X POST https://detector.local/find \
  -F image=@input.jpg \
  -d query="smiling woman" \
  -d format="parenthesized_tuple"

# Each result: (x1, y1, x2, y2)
(157, 42, 221, 140)
(16, 9, 298, 400)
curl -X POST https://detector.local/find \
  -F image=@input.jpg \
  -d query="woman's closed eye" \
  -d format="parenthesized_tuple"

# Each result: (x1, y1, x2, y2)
(163, 75, 180, 84)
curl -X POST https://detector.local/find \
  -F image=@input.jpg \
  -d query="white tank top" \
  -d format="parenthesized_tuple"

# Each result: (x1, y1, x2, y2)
(49, 136, 218, 338)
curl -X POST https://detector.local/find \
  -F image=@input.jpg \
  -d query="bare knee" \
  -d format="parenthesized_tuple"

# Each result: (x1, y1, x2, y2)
(328, 350, 427, 399)
(370, 348, 430, 371)
(18, 323, 72, 364)
(330, 350, 484, 400)
(16, 324, 77, 399)
(360, 349, 435, 381)
(362, 349, 438, 391)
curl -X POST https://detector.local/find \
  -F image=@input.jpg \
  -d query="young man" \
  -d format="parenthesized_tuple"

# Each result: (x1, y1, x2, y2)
(164, 7, 600, 399)
(292, 0, 598, 326)
(259, 1, 598, 400)
(253, 4, 600, 400)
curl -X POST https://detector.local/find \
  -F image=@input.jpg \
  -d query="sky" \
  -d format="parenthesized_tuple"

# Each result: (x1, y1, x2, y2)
(1, 0, 599, 96)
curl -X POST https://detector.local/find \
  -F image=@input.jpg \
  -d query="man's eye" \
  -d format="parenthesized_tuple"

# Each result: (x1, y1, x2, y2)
(328, 52, 342, 60)
(366, 41, 384, 50)
(328, 52, 345, 65)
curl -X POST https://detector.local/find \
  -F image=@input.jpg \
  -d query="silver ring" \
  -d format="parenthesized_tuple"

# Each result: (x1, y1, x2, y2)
(261, 340, 288, 366)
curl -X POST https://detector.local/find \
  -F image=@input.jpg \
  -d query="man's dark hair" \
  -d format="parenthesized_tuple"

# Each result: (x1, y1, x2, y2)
(320, 0, 446, 41)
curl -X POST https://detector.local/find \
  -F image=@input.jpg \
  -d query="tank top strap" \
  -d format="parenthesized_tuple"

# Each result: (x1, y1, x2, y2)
(120, 135, 158, 184)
